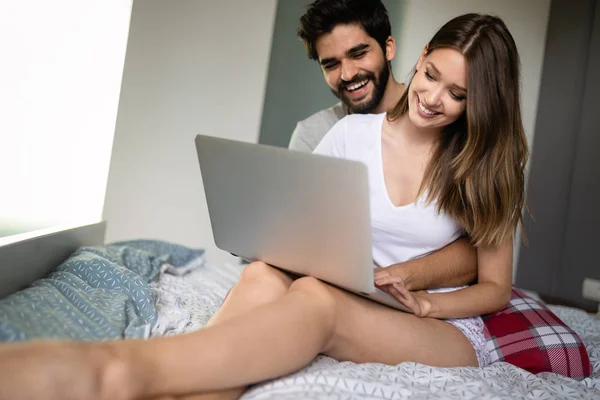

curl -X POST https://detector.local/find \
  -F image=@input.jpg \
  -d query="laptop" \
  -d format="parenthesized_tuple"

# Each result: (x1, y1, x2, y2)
(194, 134, 411, 313)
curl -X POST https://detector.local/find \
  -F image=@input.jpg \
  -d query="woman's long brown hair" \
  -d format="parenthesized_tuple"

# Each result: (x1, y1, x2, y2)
(388, 14, 528, 247)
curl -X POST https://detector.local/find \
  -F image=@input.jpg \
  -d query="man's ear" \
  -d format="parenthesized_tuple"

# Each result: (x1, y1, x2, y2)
(415, 44, 429, 71)
(385, 36, 396, 62)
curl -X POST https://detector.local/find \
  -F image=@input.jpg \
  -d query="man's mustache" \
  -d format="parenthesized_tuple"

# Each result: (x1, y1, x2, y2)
(337, 72, 376, 93)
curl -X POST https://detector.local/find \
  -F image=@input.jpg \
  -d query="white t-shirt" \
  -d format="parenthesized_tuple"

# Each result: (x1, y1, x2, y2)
(314, 112, 464, 268)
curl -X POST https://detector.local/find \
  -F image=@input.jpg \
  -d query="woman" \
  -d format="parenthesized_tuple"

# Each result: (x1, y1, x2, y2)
(0, 13, 527, 400)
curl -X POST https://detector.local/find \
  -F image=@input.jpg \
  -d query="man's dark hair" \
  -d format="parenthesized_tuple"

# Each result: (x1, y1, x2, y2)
(297, 0, 392, 61)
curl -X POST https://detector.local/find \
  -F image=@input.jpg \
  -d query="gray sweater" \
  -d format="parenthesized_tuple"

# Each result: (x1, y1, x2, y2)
(288, 102, 348, 153)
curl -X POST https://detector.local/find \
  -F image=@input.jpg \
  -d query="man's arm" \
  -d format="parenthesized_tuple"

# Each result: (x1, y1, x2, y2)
(289, 107, 342, 153)
(289, 122, 315, 152)
(375, 237, 477, 291)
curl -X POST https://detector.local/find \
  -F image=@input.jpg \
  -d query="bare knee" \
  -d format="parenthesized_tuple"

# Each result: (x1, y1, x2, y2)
(209, 262, 293, 327)
(288, 277, 337, 318)
(237, 261, 292, 297)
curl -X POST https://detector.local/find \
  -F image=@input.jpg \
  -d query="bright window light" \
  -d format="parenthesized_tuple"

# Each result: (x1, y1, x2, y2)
(0, 0, 133, 235)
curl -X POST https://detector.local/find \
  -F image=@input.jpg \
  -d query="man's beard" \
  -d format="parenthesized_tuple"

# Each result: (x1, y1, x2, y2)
(332, 61, 390, 114)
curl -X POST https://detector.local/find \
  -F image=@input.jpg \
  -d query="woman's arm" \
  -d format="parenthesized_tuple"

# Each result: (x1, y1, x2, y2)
(377, 237, 513, 318)
(424, 237, 513, 318)
(375, 237, 477, 291)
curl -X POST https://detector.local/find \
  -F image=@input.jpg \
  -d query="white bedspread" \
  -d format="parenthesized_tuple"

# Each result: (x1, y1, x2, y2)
(151, 260, 600, 400)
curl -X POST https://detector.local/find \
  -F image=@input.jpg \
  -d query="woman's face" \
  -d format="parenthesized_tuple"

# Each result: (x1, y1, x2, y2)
(407, 47, 468, 130)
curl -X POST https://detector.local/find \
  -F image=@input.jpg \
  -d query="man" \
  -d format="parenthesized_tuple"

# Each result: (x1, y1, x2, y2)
(290, 0, 477, 293)
(289, 0, 405, 153)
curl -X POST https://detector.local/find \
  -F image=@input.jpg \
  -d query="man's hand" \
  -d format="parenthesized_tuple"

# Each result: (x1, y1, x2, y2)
(374, 237, 477, 292)
(374, 264, 415, 291)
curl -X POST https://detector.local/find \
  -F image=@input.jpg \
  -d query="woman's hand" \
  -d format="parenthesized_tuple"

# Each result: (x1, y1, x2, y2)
(374, 269, 431, 317)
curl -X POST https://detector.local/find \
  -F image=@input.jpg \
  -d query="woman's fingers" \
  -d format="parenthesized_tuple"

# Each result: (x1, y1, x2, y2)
(383, 283, 421, 316)
(374, 271, 424, 316)
(392, 281, 410, 297)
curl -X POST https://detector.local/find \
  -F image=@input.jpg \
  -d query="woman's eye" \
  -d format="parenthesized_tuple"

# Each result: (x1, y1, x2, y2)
(449, 91, 466, 101)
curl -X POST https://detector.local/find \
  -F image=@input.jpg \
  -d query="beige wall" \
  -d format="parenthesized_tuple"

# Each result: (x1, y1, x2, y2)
(103, 0, 278, 264)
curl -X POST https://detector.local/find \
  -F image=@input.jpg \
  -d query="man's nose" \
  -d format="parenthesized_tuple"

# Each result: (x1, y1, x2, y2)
(340, 60, 359, 82)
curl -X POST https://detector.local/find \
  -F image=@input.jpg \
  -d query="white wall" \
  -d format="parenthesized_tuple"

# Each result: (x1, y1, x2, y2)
(103, 0, 278, 264)
(392, 0, 551, 274)
(0, 0, 132, 234)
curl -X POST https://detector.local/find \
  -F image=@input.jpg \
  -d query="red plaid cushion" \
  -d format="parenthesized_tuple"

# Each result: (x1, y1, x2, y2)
(482, 287, 592, 379)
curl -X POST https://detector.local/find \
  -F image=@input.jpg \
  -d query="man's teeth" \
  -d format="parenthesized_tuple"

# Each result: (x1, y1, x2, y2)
(418, 100, 438, 115)
(347, 79, 368, 91)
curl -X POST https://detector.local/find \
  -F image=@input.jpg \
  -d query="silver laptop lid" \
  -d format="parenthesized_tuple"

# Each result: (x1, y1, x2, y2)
(195, 134, 375, 294)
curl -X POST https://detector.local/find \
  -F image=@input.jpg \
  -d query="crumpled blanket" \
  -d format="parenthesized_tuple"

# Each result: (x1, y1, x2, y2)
(0, 240, 204, 341)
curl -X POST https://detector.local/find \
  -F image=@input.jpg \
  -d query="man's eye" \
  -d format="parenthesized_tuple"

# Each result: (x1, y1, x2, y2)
(352, 51, 367, 59)
(324, 62, 339, 71)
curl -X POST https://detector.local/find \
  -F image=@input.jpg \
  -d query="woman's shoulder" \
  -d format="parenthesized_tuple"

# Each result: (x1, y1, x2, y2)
(314, 112, 385, 157)
(342, 112, 386, 126)
(339, 112, 386, 140)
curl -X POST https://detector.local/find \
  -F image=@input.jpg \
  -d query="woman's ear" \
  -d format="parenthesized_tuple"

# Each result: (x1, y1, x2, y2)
(415, 44, 429, 71)
(385, 36, 396, 62)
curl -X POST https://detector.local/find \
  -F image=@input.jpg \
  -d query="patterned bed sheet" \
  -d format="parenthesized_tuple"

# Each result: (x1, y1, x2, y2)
(151, 260, 600, 400)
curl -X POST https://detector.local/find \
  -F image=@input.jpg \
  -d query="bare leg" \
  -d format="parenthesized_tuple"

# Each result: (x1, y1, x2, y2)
(120, 277, 476, 399)
(116, 277, 335, 399)
(167, 262, 294, 400)
(0, 276, 477, 400)
(206, 262, 294, 327)
(150, 391, 238, 400)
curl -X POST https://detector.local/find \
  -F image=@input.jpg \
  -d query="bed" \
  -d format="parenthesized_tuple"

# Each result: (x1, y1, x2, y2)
(1, 222, 599, 399)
